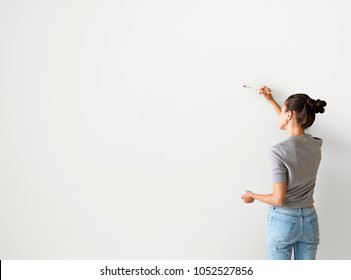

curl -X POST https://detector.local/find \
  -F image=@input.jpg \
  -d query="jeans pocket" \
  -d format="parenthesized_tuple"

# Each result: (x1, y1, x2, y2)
(305, 215, 320, 244)
(268, 215, 298, 243)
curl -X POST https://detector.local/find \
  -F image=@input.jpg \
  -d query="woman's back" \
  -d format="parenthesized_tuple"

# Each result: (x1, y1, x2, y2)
(270, 134, 323, 208)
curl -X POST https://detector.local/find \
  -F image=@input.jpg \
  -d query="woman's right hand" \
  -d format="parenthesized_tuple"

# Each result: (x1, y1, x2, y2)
(259, 86, 274, 101)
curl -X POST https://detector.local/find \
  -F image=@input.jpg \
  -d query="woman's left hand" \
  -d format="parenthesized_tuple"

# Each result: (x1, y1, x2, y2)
(241, 192, 255, 203)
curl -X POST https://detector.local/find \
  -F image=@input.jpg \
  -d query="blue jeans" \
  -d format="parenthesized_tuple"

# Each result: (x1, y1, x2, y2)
(266, 206, 320, 260)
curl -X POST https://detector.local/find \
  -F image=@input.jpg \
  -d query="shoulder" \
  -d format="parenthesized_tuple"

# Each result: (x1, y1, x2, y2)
(269, 141, 287, 161)
(304, 134, 323, 147)
(270, 138, 292, 154)
(269, 136, 302, 160)
(311, 135, 323, 145)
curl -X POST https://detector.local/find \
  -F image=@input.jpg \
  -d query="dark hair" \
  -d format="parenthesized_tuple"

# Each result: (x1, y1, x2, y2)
(285, 93, 327, 129)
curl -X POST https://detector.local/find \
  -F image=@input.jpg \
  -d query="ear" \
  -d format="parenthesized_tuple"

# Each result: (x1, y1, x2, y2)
(287, 110, 293, 120)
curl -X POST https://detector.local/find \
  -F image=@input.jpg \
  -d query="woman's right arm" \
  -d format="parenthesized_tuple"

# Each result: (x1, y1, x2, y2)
(260, 86, 281, 116)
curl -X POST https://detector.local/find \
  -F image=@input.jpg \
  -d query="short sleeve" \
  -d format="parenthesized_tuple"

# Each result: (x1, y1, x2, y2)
(269, 147, 288, 183)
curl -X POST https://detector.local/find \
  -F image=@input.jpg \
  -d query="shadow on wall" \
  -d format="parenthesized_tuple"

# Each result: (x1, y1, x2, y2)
(314, 129, 351, 259)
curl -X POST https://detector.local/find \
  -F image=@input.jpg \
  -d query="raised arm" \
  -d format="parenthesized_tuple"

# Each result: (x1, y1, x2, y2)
(259, 86, 281, 116)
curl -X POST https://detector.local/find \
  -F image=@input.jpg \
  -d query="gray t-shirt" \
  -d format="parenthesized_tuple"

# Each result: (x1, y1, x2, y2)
(269, 134, 323, 208)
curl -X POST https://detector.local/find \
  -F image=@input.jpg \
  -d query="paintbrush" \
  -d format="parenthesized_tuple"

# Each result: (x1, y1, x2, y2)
(243, 85, 278, 95)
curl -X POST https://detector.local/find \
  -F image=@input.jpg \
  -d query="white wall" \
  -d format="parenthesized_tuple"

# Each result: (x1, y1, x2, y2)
(1, 0, 350, 259)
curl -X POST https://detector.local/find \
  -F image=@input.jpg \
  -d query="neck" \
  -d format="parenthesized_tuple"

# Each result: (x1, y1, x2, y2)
(288, 125, 305, 137)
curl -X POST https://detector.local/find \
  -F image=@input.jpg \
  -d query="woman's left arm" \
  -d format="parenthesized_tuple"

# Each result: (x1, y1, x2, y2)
(241, 182, 286, 207)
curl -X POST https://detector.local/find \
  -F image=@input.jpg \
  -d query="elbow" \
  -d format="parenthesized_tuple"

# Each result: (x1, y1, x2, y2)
(275, 197, 286, 207)
(272, 182, 287, 207)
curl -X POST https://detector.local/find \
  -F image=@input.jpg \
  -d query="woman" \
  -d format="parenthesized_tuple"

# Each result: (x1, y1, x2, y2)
(241, 86, 327, 260)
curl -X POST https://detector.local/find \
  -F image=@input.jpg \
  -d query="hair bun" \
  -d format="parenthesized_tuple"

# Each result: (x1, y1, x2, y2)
(308, 98, 327, 114)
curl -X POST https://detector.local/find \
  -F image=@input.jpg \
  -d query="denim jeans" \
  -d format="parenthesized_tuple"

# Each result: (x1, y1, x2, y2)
(266, 206, 320, 260)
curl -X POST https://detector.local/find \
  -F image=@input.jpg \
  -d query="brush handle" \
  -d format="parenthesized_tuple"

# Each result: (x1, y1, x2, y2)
(243, 85, 277, 95)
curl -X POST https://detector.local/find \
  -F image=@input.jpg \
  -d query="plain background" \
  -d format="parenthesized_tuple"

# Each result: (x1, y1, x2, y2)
(1, 0, 350, 259)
